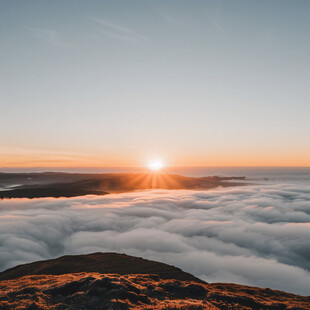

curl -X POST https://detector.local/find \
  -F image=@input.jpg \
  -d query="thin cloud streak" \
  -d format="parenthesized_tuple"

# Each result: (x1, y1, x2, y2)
(27, 27, 69, 47)
(90, 17, 151, 43)
(156, 9, 184, 27)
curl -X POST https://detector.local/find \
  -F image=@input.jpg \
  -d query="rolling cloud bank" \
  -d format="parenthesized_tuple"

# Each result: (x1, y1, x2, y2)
(0, 184, 310, 295)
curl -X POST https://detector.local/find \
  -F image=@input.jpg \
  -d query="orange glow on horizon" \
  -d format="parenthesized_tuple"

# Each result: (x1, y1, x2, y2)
(125, 172, 181, 190)
(0, 150, 310, 168)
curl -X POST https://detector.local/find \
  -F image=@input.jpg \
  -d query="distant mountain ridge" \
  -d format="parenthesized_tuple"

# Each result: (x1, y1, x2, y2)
(0, 172, 247, 198)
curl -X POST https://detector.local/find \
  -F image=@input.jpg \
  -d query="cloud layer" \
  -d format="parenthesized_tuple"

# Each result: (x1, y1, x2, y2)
(1, 184, 310, 295)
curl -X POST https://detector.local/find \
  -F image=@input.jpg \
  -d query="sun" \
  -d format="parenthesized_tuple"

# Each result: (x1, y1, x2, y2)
(148, 160, 164, 171)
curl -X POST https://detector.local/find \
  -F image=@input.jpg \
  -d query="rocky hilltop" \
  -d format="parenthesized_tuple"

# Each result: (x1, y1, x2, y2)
(0, 253, 309, 309)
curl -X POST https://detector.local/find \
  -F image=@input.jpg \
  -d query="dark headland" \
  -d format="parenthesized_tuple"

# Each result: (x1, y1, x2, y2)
(0, 172, 247, 199)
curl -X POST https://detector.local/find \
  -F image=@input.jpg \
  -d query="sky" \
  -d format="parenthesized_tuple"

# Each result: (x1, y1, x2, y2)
(1, 0, 310, 168)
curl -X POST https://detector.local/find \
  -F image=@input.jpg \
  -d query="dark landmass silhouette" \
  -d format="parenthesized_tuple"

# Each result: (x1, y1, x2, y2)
(0, 172, 247, 199)
(0, 253, 309, 310)
(0, 252, 200, 283)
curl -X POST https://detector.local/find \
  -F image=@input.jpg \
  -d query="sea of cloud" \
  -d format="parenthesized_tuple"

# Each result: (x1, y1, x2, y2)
(0, 184, 310, 295)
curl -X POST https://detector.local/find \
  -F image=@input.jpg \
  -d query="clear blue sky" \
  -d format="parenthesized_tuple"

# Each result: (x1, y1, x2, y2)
(1, 0, 309, 167)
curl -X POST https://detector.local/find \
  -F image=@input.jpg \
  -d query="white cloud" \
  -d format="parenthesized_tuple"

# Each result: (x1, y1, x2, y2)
(0, 185, 310, 295)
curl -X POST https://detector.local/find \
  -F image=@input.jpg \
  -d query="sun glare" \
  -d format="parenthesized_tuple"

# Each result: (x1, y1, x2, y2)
(148, 160, 164, 171)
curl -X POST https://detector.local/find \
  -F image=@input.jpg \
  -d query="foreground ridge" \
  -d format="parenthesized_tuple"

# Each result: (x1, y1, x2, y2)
(0, 252, 309, 309)
(0, 252, 201, 283)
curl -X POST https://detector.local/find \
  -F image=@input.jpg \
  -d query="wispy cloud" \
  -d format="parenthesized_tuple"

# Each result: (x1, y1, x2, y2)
(204, 2, 227, 36)
(156, 5, 227, 35)
(28, 27, 69, 47)
(90, 17, 151, 43)
(156, 9, 184, 27)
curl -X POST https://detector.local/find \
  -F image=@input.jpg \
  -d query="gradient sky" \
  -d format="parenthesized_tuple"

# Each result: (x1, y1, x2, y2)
(1, 0, 309, 168)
